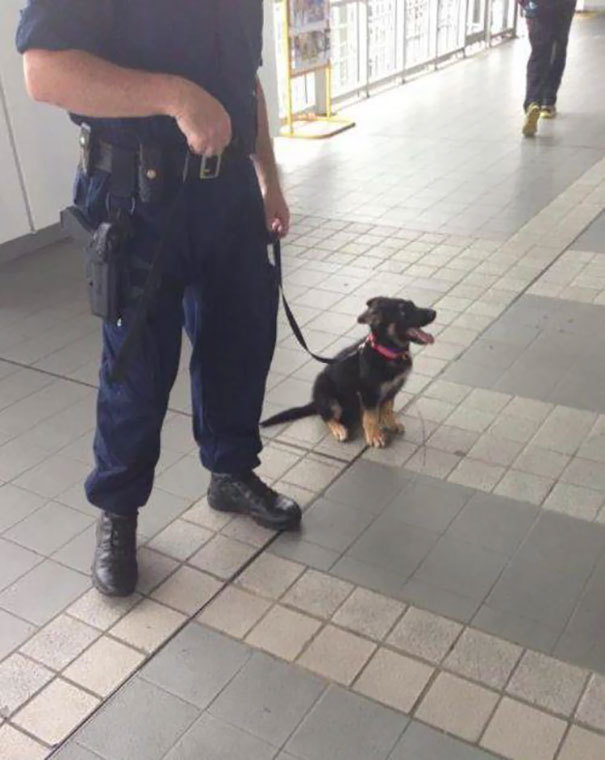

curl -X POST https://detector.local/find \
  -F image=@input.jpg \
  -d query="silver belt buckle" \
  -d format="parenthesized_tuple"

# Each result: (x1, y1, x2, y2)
(199, 154, 222, 180)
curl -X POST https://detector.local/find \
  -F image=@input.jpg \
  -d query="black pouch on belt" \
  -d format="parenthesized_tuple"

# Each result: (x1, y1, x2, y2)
(84, 217, 132, 323)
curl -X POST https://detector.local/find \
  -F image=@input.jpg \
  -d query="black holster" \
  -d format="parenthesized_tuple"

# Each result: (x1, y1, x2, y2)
(61, 205, 132, 323)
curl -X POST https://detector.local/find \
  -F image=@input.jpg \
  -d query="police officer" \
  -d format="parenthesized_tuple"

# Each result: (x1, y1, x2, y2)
(521, 0, 577, 137)
(16, 0, 302, 597)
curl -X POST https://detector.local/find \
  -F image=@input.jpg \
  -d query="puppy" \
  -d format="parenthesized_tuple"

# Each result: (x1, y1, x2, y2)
(261, 297, 437, 447)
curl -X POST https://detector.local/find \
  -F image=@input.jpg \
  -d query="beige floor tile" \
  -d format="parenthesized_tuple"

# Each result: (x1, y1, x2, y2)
(220, 518, 276, 548)
(273, 480, 318, 509)
(110, 598, 186, 653)
(363, 438, 418, 468)
(494, 470, 553, 505)
(513, 446, 570, 479)
(198, 586, 271, 639)
(136, 547, 180, 594)
(488, 415, 541, 444)
(404, 448, 461, 479)
(463, 389, 512, 414)
(189, 534, 257, 580)
(181, 497, 233, 531)
(20, 614, 99, 672)
(246, 604, 321, 661)
(445, 407, 496, 433)
(67, 588, 142, 630)
(468, 434, 524, 466)
(544, 483, 603, 521)
(150, 566, 222, 614)
(576, 674, 605, 731)
(427, 426, 479, 456)
(0, 724, 49, 760)
(0, 654, 53, 717)
(416, 672, 499, 742)
(448, 458, 505, 492)
(558, 726, 605, 760)
(297, 625, 376, 685)
(425, 380, 472, 404)
(13, 678, 99, 745)
(532, 407, 597, 455)
(237, 553, 305, 599)
(332, 587, 405, 640)
(506, 651, 588, 716)
(481, 697, 566, 760)
(147, 519, 213, 560)
(281, 455, 344, 491)
(388, 606, 462, 663)
(505, 398, 553, 423)
(354, 648, 433, 713)
(444, 628, 522, 689)
(282, 570, 353, 618)
(406, 397, 456, 424)
(64, 636, 145, 697)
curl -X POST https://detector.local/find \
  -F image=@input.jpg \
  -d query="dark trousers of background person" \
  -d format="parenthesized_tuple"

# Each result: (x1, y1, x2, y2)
(524, 0, 577, 111)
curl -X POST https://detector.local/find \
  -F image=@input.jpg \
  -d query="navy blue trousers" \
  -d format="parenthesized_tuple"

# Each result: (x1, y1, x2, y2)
(524, 0, 576, 111)
(77, 159, 278, 515)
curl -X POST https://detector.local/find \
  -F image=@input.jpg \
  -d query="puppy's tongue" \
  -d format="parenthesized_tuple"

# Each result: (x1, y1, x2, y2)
(407, 327, 435, 345)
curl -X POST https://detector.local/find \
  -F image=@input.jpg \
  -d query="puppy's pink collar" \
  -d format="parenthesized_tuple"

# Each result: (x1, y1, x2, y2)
(366, 333, 410, 361)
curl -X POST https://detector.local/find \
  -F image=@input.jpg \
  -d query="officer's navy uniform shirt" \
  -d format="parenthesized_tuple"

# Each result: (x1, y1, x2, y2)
(16, 0, 263, 154)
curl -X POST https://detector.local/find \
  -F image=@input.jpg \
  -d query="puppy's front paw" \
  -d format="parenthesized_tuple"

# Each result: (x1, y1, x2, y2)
(383, 420, 405, 435)
(366, 429, 387, 448)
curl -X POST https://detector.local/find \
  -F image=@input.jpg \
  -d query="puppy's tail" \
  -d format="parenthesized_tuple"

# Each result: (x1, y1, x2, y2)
(260, 403, 316, 428)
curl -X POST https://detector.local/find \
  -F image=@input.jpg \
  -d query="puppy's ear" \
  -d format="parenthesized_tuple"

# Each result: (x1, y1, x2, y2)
(358, 298, 382, 325)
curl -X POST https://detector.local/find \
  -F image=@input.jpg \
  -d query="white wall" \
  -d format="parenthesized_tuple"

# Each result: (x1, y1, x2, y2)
(0, 1, 78, 236)
(0, 1, 280, 248)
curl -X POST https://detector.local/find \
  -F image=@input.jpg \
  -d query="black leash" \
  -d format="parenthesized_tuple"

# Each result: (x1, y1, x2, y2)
(271, 236, 336, 365)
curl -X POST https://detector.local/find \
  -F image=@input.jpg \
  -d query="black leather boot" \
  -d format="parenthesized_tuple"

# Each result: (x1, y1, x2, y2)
(92, 511, 138, 597)
(208, 472, 302, 530)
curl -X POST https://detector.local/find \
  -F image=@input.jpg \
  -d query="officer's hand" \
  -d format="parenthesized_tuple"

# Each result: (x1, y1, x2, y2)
(262, 183, 290, 238)
(173, 81, 232, 156)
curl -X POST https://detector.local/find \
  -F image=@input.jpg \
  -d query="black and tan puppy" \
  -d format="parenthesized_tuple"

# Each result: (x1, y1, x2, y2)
(261, 297, 437, 447)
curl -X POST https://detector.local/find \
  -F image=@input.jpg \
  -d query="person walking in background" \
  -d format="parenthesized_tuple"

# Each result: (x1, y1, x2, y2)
(520, 0, 577, 137)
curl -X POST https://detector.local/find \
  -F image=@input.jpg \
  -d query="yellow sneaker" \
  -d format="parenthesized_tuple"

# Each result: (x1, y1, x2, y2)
(540, 105, 557, 119)
(522, 103, 541, 137)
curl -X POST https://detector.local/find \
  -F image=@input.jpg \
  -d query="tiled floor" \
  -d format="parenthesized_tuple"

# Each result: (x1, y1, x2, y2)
(2, 12, 605, 760)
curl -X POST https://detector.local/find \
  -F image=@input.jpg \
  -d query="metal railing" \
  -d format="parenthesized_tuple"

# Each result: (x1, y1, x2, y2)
(275, 0, 517, 116)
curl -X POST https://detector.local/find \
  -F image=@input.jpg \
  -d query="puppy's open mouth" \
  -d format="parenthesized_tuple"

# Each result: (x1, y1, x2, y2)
(406, 327, 435, 345)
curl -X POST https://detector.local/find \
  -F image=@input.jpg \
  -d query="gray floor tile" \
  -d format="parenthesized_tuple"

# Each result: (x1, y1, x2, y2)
(270, 534, 340, 571)
(141, 623, 250, 709)
(52, 525, 96, 574)
(208, 651, 325, 746)
(286, 685, 407, 760)
(0, 537, 42, 592)
(0, 484, 45, 533)
(445, 492, 539, 555)
(383, 478, 473, 533)
(0, 559, 90, 625)
(573, 210, 605, 253)
(411, 535, 509, 604)
(78, 677, 200, 760)
(137, 489, 193, 541)
(389, 720, 499, 759)
(472, 605, 562, 654)
(346, 514, 440, 580)
(324, 460, 412, 514)
(330, 556, 407, 599)
(52, 744, 104, 760)
(401, 578, 481, 623)
(164, 713, 277, 760)
(0, 608, 36, 660)
(5, 501, 92, 556)
(299, 498, 376, 553)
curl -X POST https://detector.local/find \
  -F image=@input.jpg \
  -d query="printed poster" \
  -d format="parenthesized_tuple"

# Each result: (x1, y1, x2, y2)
(289, 0, 331, 74)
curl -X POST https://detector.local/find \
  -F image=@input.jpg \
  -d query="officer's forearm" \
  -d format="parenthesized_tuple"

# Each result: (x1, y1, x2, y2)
(252, 79, 280, 191)
(23, 49, 190, 120)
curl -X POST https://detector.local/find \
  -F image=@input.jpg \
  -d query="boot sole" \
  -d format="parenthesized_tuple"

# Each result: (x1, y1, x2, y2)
(92, 569, 138, 598)
(207, 493, 301, 531)
(522, 106, 541, 137)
